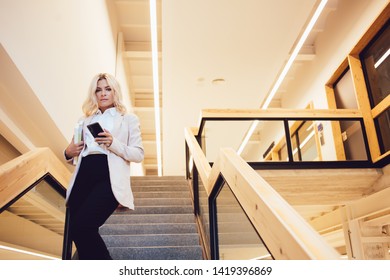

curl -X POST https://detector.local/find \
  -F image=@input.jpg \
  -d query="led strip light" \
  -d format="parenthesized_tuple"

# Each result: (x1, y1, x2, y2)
(0, 244, 60, 260)
(150, 0, 162, 176)
(237, 0, 329, 155)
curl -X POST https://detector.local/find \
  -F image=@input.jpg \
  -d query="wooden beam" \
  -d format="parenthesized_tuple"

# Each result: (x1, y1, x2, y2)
(347, 186, 390, 221)
(310, 208, 344, 234)
(361, 236, 390, 243)
(325, 85, 346, 160)
(0, 148, 71, 209)
(201, 108, 362, 120)
(348, 55, 381, 161)
(371, 94, 390, 119)
(310, 186, 390, 233)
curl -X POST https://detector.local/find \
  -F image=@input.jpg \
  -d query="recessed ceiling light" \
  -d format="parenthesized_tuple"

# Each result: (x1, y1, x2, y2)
(212, 78, 225, 85)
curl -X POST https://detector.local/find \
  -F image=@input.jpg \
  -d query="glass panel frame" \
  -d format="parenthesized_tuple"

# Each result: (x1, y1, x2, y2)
(374, 108, 390, 154)
(0, 174, 67, 260)
(361, 23, 390, 107)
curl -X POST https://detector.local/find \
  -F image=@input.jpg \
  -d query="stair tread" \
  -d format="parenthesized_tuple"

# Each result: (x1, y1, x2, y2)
(109, 245, 202, 249)
(103, 234, 200, 246)
(106, 246, 203, 261)
(103, 176, 202, 260)
(102, 222, 197, 226)
(109, 246, 202, 260)
(106, 213, 195, 224)
(102, 232, 199, 236)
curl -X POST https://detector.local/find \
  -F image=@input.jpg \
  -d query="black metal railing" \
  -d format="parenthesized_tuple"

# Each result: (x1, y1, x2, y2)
(185, 110, 388, 259)
(62, 207, 72, 260)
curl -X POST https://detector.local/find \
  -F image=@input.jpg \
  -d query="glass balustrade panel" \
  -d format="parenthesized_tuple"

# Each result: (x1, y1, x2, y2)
(216, 183, 272, 260)
(0, 176, 67, 260)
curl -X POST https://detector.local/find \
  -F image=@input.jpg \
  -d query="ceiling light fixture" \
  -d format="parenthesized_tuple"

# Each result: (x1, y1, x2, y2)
(237, 0, 328, 155)
(374, 47, 389, 69)
(150, 0, 162, 176)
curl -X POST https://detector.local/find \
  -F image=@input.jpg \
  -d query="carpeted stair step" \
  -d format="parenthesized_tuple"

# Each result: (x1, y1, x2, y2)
(105, 213, 196, 224)
(100, 176, 203, 260)
(100, 223, 198, 235)
(108, 246, 202, 260)
(103, 233, 200, 247)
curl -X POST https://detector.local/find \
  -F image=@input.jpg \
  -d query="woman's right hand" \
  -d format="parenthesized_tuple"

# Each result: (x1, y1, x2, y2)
(65, 138, 84, 159)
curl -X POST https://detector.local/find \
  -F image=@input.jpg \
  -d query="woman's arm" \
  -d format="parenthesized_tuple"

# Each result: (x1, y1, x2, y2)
(64, 137, 84, 163)
(107, 114, 144, 163)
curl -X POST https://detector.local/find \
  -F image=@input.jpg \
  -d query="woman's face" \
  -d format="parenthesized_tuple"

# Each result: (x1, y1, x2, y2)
(95, 78, 115, 113)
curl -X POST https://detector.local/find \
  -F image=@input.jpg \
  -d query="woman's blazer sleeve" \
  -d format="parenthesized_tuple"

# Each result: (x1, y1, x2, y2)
(108, 113, 144, 163)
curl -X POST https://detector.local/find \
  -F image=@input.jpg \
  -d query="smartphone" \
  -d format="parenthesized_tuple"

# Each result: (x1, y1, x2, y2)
(87, 122, 104, 138)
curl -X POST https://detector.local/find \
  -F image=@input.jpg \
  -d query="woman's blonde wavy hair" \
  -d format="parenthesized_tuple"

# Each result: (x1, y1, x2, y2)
(82, 73, 127, 117)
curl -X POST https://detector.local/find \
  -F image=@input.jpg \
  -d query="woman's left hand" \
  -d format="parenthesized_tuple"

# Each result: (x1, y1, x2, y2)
(95, 129, 113, 147)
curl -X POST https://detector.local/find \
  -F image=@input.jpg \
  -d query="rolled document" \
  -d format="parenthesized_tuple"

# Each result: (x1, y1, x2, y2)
(73, 121, 83, 165)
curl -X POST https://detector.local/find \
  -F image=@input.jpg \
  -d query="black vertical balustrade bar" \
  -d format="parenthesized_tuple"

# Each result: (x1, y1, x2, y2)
(359, 119, 372, 162)
(193, 165, 200, 216)
(185, 142, 190, 180)
(195, 131, 203, 215)
(283, 119, 294, 162)
(295, 133, 302, 161)
(209, 193, 218, 259)
(209, 175, 225, 260)
(62, 207, 72, 260)
(196, 134, 202, 151)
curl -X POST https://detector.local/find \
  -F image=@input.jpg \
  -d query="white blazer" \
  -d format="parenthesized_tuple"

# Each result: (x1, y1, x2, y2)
(66, 112, 144, 210)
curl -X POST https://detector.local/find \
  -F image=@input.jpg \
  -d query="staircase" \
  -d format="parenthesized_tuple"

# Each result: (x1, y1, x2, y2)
(100, 176, 204, 260)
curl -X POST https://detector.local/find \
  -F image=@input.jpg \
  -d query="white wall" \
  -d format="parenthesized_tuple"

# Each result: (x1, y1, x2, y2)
(162, 0, 316, 175)
(283, 0, 388, 110)
(0, 0, 122, 143)
(0, 0, 134, 169)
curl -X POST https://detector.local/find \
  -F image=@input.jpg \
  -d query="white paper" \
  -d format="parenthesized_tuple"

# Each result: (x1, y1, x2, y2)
(73, 121, 83, 165)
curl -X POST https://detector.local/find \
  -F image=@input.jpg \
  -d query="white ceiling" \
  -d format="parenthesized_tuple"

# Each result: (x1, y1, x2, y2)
(112, 0, 337, 175)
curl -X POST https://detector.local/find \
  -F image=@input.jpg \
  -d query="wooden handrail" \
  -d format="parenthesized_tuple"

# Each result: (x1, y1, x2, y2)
(185, 126, 341, 259)
(0, 148, 71, 209)
(184, 127, 212, 195)
(199, 108, 362, 123)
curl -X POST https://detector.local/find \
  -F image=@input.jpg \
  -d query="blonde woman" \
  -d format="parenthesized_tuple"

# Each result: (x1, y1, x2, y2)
(64, 73, 144, 260)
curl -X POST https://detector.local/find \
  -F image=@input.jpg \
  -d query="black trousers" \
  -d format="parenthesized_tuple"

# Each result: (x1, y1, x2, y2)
(68, 154, 118, 260)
